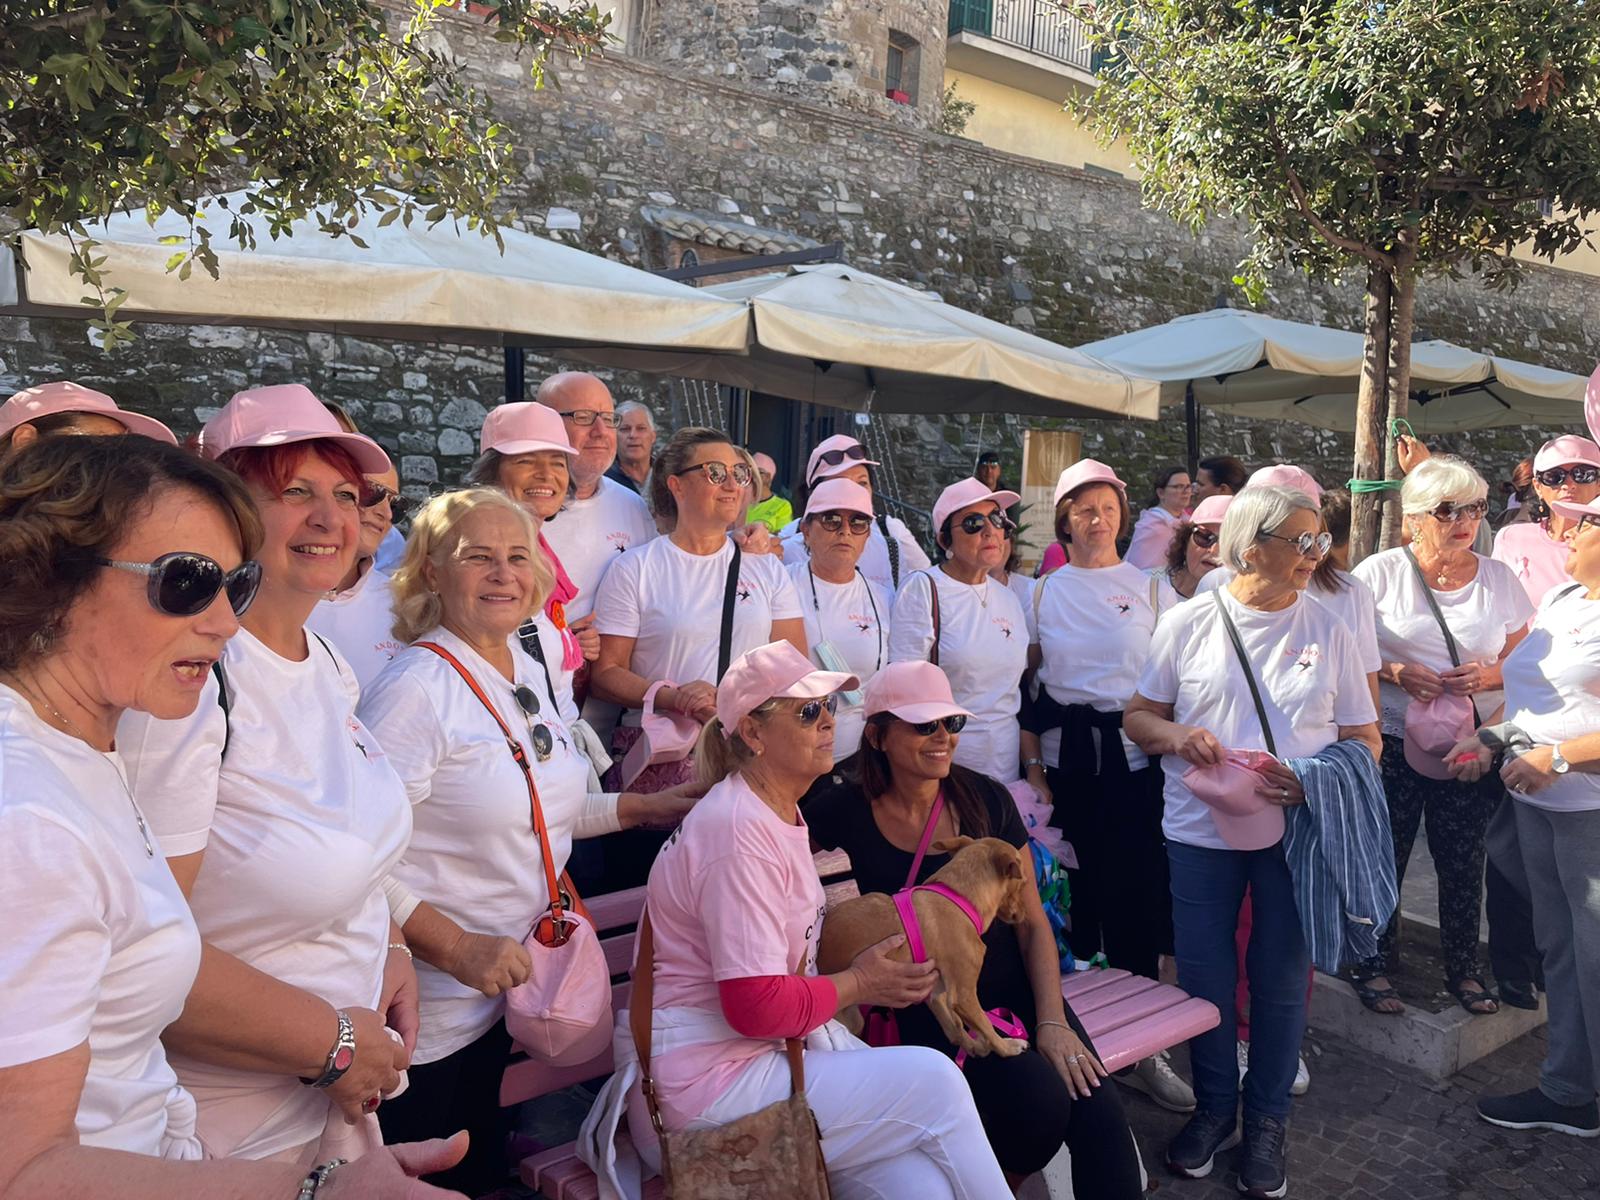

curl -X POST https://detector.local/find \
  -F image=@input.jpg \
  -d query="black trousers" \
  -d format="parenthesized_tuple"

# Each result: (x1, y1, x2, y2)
(1485, 790, 1544, 988)
(379, 1018, 513, 1197)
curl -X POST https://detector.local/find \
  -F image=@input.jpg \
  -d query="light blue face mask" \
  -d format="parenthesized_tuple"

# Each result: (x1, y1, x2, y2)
(811, 640, 865, 708)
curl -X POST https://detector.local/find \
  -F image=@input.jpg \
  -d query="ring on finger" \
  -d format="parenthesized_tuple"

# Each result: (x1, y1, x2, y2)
(362, 1096, 381, 1113)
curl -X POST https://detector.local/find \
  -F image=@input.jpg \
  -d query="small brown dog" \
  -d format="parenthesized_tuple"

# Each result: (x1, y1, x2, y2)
(817, 836, 1033, 1059)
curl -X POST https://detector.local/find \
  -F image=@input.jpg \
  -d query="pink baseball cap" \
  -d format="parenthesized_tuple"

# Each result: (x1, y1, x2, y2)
(1246, 463, 1323, 502)
(200, 384, 390, 473)
(1182, 750, 1286, 850)
(933, 477, 1021, 534)
(1533, 434, 1600, 473)
(752, 451, 778, 476)
(1, 380, 177, 445)
(1191, 494, 1233, 526)
(1052, 458, 1126, 508)
(480, 402, 578, 457)
(803, 477, 874, 518)
(863, 661, 974, 726)
(1550, 497, 1600, 524)
(716, 640, 858, 734)
(1403, 693, 1477, 781)
(805, 434, 878, 485)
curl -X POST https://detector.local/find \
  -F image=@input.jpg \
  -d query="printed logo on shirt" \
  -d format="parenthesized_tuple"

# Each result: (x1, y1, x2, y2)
(1106, 592, 1137, 615)
(850, 611, 877, 635)
(736, 578, 754, 604)
(606, 531, 631, 554)
(992, 615, 1015, 640)
(1285, 644, 1324, 671)
(347, 714, 384, 759)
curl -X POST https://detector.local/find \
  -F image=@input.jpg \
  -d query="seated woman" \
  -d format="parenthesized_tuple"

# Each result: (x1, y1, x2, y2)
(0, 435, 462, 1200)
(588, 641, 1012, 1199)
(806, 661, 1144, 1197)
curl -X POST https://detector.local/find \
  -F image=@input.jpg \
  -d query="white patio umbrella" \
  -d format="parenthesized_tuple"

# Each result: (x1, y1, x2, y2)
(1076, 308, 1587, 434)
(557, 263, 1160, 420)
(0, 191, 749, 354)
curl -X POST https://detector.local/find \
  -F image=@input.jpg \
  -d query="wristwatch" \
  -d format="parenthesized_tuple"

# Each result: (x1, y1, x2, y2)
(1022, 757, 1046, 772)
(301, 1009, 356, 1089)
(1552, 744, 1572, 775)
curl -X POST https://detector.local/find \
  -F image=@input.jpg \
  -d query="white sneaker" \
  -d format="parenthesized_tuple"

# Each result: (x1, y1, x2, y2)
(1237, 1038, 1250, 1081)
(1119, 1049, 1196, 1112)
(1237, 1040, 1311, 1096)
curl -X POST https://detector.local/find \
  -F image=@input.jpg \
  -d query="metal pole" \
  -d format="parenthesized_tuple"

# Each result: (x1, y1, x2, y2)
(1184, 381, 1200, 477)
(503, 347, 525, 402)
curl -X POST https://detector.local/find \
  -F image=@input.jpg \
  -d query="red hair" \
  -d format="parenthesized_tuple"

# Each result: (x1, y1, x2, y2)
(220, 440, 366, 495)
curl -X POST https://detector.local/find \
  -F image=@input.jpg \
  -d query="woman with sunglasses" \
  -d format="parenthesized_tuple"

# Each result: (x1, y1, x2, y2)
(0, 435, 467, 1200)
(1124, 486, 1380, 1197)
(591, 427, 805, 889)
(1492, 435, 1600, 606)
(1351, 456, 1534, 1017)
(788, 478, 892, 776)
(1163, 496, 1229, 601)
(1125, 465, 1193, 570)
(889, 478, 1029, 785)
(585, 641, 1011, 1199)
(806, 661, 1143, 1196)
(307, 461, 408, 690)
(357, 488, 699, 1193)
(117, 386, 419, 1164)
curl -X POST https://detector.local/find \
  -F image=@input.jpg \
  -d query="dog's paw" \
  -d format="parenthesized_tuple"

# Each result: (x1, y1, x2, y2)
(957, 1032, 986, 1057)
(996, 1037, 1029, 1058)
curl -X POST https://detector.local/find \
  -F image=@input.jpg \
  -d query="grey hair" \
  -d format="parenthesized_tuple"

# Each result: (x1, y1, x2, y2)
(1219, 485, 1320, 575)
(616, 400, 655, 430)
(1401, 455, 1488, 516)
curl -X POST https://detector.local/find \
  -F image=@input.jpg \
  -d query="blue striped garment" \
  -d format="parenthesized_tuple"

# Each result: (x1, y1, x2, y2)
(1284, 740, 1399, 975)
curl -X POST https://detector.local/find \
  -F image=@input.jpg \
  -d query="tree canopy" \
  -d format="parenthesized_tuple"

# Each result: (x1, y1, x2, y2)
(2, 1, 609, 346)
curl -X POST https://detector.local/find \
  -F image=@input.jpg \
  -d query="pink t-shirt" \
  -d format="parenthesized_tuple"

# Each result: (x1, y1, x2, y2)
(1492, 521, 1572, 607)
(640, 773, 827, 1127)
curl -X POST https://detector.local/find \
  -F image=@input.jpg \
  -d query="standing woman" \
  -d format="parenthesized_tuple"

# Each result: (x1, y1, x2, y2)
(1161, 495, 1230, 603)
(787, 477, 891, 774)
(1125, 486, 1380, 1197)
(889, 477, 1029, 784)
(1351, 456, 1533, 1016)
(118, 386, 418, 1163)
(1125, 465, 1192, 570)
(1492, 435, 1600, 603)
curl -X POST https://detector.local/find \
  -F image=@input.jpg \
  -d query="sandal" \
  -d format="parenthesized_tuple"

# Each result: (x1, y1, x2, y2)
(1350, 977, 1406, 1015)
(1450, 977, 1500, 1016)
(1496, 981, 1540, 1011)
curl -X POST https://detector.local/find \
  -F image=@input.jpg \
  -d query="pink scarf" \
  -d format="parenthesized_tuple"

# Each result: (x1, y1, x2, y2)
(539, 533, 583, 671)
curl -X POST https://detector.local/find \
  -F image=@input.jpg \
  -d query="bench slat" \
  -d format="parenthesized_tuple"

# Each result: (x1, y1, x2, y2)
(1088, 997, 1220, 1072)
(585, 886, 647, 932)
(1064, 973, 1162, 1017)
(1060, 968, 1133, 1002)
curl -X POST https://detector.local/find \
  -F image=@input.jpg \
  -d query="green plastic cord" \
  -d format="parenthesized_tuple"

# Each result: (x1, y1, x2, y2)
(1347, 418, 1416, 492)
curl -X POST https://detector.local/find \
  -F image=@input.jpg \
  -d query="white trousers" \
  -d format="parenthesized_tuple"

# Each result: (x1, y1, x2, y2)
(632, 1043, 1012, 1200)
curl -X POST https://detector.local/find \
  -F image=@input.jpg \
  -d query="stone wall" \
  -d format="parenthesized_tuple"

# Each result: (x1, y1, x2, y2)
(3, 11, 1594, 519)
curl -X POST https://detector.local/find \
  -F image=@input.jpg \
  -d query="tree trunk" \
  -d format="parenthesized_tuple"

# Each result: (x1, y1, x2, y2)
(1380, 255, 1418, 550)
(1350, 265, 1393, 564)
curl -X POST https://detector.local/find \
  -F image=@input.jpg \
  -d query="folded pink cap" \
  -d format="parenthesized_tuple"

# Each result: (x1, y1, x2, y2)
(752, 451, 778, 476)
(863, 661, 974, 725)
(1052, 458, 1126, 508)
(1183, 750, 1286, 850)
(480, 402, 578, 457)
(1, 380, 177, 445)
(200, 384, 390, 473)
(1533, 434, 1600, 472)
(1403, 693, 1478, 781)
(804, 477, 874, 518)
(1246, 463, 1323, 502)
(1191, 494, 1233, 526)
(805, 434, 878, 485)
(933, 477, 1021, 533)
(717, 640, 858, 734)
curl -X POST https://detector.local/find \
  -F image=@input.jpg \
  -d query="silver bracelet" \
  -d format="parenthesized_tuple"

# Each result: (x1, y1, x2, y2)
(296, 1158, 347, 1200)
(1035, 1019, 1071, 1035)
(388, 941, 413, 960)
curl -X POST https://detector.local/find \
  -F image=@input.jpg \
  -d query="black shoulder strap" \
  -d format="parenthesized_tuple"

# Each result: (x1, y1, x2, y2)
(718, 542, 743, 681)
(877, 512, 901, 589)
(1211, 590, 1278, 757)
(211, 660, 232, 759)
(923, 569, 942, 667)
(1402, 547, 1462, 667)
(517, 618, 562, 712)
(309, 630, 337, 665)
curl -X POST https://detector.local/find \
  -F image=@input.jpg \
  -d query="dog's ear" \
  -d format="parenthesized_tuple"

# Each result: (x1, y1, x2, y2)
(998, 844, 1026, 880)
(930, 835, 975, 855)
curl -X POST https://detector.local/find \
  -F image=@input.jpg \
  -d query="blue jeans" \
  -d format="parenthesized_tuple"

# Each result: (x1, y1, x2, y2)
(1168, 840, 1309, 1120)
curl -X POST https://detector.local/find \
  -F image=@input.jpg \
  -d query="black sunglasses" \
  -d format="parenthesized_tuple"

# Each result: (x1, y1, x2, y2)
(97, 553, 262, 617)
(1191, 527, 1220, 548)
(904, 714, 968, 737)
(796, 694, 839, 726)
(813, 444, 868, 472)
(956, 510, 1014, 536)
(812, 511, 872, 536)
(1429, 500, 1490, 523)
(363, 483, 414, 520)
(1537, 465, 1600, 488)
(513, 685, 555, 763)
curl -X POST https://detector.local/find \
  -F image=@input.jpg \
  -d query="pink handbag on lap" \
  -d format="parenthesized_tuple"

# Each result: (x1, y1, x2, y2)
(617, 681, 702, 789)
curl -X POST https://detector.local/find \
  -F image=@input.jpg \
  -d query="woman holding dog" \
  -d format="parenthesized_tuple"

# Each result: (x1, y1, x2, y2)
(807, 660, 1144, 1197)
(1125, 485, 1381, 1198)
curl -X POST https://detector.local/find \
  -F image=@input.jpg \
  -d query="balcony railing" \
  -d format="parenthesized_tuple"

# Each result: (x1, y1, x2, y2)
(948, 0, 1094, 74)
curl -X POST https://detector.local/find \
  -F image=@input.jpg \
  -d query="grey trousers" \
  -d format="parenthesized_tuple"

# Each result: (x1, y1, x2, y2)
(1516, 800, 1600, 1107)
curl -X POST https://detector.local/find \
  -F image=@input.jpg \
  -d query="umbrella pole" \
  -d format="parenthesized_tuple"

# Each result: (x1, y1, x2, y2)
(1184, 382, 1199, 476)
(504, 348, 526, 401)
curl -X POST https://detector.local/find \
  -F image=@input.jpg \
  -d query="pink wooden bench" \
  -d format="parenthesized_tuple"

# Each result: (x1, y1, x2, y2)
(509, 850, 1218, 1199)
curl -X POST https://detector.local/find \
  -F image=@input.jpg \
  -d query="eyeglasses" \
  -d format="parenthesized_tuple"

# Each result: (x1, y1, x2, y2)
(812, 444, 868, 472)
(1161, 481, 1194, 492)
(955, 510, 1015, 536)
(1191, 527, 1220, 549)
(1536, 465, 1600, 488)
(97, 553, 263, 617)
(795, 694, 839, 726)
(512, 684, 555, 763)
(557, 410, 619, 429)
(904, 714, 968, 737)
(812, 511, 873, 536)
(362, 483, 413, 520)
(1428, 500, 1490, 524)
(676, 461, 754, 488)
(1259, 530, 1333, 558)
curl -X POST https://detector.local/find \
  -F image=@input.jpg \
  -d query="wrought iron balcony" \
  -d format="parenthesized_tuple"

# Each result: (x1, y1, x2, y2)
(948, 0, 1095, 74)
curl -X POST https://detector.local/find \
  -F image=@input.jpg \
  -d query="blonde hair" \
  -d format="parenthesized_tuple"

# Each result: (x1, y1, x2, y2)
(390, 487, 554, 643)
(694, 700, 780, 788)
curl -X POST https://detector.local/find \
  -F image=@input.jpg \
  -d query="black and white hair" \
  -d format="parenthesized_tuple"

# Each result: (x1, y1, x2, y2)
(616, 400, 656, 431)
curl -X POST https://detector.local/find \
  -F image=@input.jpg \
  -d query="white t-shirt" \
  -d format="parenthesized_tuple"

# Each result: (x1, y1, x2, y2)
(540, 476, 657, 622)
(786, 561, 891, 761)
(1136, 589, 1377, 850)
(1125, 506, 1185, 570)
(1026, 562, 1160, 770)
(594, 536, 803, 724)
(1502, 582, 1600, 812)
(888, 568, 1029, 782)
(116, 628, 412, 1160)
(1353, 548, 1534, 737)
(778, 513, 931, 596)
(358, 627, 615, 1063)
(307, 564, 402, 693)
(1196, 567, 1379, 673)
(0, 688, 201, 1159)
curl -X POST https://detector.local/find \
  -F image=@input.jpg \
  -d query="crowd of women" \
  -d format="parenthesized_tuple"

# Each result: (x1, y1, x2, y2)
(2, 373, 1598, 1200)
